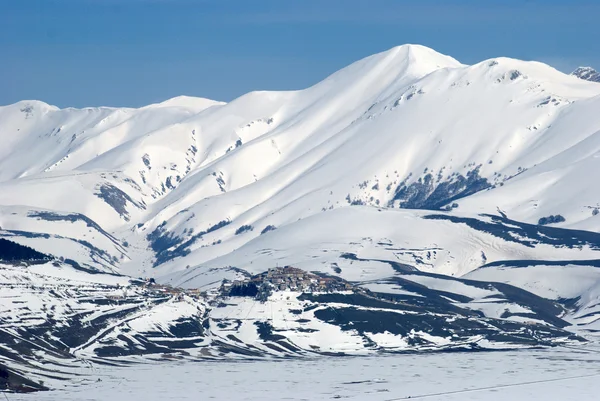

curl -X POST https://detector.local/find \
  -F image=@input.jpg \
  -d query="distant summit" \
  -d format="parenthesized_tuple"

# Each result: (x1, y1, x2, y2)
(571, 66, 600, 82)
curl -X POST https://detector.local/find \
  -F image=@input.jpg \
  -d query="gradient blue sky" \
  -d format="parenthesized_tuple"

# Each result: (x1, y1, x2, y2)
(2, 0, 599, 108)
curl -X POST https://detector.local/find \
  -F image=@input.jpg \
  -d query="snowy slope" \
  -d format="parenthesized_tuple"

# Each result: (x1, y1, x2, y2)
(466, 260, 600, 334)
(162, 207, 600, 289)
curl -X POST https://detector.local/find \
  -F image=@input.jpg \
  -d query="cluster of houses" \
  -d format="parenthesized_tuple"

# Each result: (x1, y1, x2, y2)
(124, 267, 353, 304)
(122, 277, 205, 301)
(221, 266, 353, 297)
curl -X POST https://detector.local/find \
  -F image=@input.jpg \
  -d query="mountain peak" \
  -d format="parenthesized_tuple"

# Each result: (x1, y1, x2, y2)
(380, 44, 464, 74)
(1, 99, 59, 112)
(147, 95, 226, 112)
(317, 44, 462, 89)
(571, 66, 600, 82)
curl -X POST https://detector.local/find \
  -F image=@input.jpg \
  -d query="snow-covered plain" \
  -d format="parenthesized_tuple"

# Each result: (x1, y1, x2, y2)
(10, 346, 600, 401)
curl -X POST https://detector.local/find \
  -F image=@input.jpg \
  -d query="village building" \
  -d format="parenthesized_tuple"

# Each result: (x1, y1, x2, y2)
(221, 266, 353, 299)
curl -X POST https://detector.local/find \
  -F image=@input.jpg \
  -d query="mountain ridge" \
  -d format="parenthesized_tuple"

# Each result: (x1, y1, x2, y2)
(3, 44, 600, 279)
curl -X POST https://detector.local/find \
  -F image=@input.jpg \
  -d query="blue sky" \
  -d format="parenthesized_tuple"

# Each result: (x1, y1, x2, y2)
(2, 0, 599, 108)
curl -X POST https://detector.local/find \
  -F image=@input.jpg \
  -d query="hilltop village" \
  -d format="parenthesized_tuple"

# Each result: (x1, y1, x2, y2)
(124, 266, 354, 304)
(220, 266, 354, 300)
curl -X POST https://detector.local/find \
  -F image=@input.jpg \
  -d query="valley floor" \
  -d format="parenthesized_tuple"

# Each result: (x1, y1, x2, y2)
(13, 345, 600, 401)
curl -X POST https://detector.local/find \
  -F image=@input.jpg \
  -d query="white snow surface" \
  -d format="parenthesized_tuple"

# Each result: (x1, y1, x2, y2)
(466, 262, 600, 332)
(10, 347, 600, 401)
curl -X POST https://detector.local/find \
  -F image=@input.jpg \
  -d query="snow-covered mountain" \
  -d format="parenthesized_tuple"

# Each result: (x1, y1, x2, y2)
(3, 45, 600, 277)
(3, 44, 600, 392)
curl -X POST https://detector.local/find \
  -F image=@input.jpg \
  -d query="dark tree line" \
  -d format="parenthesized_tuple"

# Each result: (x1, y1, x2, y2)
(229, 282, 258, 297)
(538, 215, 566, 226)
(0, 238, 50, 262)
